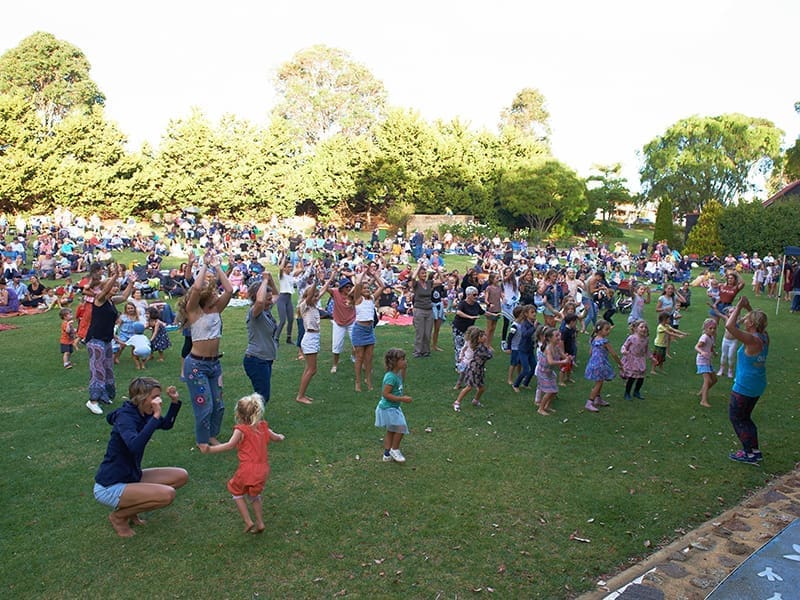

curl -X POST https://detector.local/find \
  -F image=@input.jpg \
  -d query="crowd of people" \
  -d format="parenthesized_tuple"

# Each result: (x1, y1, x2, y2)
(1, 209, 784, 537)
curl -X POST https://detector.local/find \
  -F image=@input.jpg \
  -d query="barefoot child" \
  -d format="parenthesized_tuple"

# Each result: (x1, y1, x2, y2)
(695, 318, 718, 407)
(620, 319, 649, 400)
(375, 348, 412, 463)
(584, 320, 622, 412)
(536, 327, 570, 415)
(200, 393, 285, 533)
(454, 327, 493, 411)
(717, 307, 739, 378)
(651, 311, 688, 374)
(295, 270, 334, 404)
(60, 307, 77, 368)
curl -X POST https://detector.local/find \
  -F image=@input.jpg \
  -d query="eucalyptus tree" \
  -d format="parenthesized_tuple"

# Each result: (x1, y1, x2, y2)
(0, 31, 105, 134)
(499, 87, 551, 147)
(272, 45, 388, 149)
(640, 113, 783, 212)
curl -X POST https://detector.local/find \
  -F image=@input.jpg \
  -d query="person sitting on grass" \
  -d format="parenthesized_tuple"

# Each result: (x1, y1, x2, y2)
(93, 377, 188, 538)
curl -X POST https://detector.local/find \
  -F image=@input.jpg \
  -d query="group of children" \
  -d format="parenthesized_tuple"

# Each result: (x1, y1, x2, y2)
(445, 288, 743, 420)
(59, 299, 172, 370)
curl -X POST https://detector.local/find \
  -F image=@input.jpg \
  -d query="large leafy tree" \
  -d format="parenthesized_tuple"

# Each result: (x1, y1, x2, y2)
(272, 45, 388, 149)
(499, 87, 551, 146)
(0, 32, 105, 134)
(498, 158, 586, 240)
(639, 114, 783, 213)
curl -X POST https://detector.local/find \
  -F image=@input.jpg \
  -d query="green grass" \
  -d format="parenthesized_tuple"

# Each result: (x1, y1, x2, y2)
(1, 253, 797, 599)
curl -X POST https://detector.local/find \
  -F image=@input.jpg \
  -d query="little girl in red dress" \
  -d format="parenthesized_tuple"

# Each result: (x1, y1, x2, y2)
(200, 393, 284, 533)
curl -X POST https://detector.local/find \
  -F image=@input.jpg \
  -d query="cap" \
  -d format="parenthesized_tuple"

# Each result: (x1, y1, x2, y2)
(339, 277, 353, 288)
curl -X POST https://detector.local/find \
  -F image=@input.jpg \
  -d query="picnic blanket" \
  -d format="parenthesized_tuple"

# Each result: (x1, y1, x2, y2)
(379, 314, 414, 326)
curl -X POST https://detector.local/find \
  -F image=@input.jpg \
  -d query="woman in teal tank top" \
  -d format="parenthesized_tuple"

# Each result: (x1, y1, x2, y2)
(724, 296, 769, 465)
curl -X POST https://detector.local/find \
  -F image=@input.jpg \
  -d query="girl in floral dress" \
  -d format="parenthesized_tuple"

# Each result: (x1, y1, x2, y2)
(454, 328, 493, 411)
(584, 320, 621, 412)
(620, 319, 649, 400)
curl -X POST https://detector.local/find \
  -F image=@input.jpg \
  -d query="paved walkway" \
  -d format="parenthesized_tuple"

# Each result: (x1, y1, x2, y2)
(578, 464, 800, 600)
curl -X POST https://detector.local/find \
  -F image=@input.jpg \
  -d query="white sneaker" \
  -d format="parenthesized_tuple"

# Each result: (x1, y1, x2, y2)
(389, 448, 406, 463)
(86, 400, 103, 415)
(330, 365, 337, 374)
(382, 453, 393, 462)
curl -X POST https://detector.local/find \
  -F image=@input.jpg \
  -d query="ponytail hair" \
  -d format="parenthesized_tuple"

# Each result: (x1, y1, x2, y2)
(592, 319, 611, 339)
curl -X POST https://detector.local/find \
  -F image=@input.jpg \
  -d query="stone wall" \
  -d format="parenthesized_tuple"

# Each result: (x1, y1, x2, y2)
(406, 214, 474, 236)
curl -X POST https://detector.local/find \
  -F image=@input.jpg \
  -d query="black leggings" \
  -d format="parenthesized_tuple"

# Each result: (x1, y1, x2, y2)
(729, 390, 760, 452)
(625, 377, 644, 396)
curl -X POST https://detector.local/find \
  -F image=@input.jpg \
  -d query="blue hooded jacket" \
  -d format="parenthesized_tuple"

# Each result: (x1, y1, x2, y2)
(94, 400, 181, 486)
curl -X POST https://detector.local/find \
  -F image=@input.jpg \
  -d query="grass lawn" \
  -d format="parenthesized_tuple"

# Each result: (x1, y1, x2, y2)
(1, 249, 797, 598)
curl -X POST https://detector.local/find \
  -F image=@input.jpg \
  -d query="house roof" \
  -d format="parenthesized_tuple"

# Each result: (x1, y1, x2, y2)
(762, 180, 800, 207)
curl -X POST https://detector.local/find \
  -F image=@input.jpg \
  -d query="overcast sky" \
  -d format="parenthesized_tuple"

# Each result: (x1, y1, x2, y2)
(3, 0, 799, 193)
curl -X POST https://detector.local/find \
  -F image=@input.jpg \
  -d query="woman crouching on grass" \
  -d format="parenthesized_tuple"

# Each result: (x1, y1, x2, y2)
(93, 377, 188, 537)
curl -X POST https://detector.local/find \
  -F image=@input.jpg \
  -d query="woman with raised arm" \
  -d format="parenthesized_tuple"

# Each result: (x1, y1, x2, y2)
(725, 296, 769, 465)
(179, 251, 233, 447)
(85, 261, 136, 415)
(243, 271, 279, 405)
(352, 269, 384, 391)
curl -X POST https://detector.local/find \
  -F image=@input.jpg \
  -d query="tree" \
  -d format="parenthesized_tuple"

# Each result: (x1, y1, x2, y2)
(39, 105, 133, 214)
(499, 88, 551, 146)
(498, 159, 586, 240)
(684, 199, 724, 256)
(585, 163, 631, 223)
(639, 114, 783, 213)
(781, 100, 800, 183)
(0, 32, 105, 134)
(272, 45, 388, 149)
(0, 93, 42, 213)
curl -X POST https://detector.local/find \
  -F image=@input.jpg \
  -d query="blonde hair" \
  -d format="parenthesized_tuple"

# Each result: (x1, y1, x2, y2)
(128, 377, 162, 408)
(702, 318, 717, 332)
(235, 393, 265, 427)
(746, 309, 768, 334)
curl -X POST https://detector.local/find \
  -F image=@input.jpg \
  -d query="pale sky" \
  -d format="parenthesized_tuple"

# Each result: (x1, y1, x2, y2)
(3, 0, 799, 193)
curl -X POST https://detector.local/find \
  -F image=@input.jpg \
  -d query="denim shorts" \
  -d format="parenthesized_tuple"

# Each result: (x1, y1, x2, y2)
(94, 482, 127, 509)
(431, 302, 445, 321)
(301, 331, 320, 354)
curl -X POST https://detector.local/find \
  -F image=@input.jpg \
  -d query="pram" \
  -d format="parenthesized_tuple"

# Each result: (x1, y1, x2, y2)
(614, 279, 634, 314)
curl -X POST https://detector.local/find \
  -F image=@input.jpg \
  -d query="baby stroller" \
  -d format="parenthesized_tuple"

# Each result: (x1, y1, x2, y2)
(614, 279, 634, 314)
